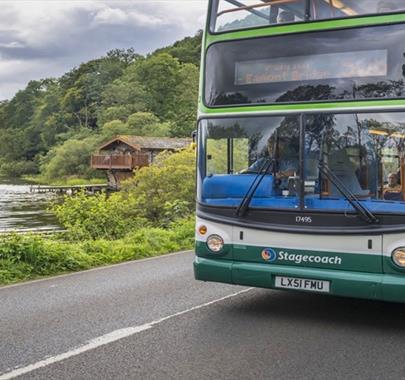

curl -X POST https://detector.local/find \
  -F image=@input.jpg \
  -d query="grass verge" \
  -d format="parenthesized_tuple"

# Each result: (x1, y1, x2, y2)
(0, 218, 194, 286)
(22, 175, 106, 186)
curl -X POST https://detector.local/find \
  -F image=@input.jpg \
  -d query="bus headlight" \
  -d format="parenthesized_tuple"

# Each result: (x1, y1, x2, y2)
(392, 248, 405, 267)
(207, 234, 224, 253)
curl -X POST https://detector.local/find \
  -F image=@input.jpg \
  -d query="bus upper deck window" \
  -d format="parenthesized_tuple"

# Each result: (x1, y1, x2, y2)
(312, 0, 405, 21)
(211, 0, 305, 33)
(210, 0, 405, 33)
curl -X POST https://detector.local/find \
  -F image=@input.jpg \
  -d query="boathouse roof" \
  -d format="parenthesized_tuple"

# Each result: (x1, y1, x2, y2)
(98, 135, 192, 152)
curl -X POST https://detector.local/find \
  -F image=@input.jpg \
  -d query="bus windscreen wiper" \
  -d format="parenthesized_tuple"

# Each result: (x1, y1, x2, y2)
(236, 158, 274, 217)
(318, 162, 379, 224)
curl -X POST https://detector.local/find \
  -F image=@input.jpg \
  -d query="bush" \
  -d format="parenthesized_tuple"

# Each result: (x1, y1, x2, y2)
(0, 218, 194, 285)
(121, 147, 196, 223)
(0, 160, 38, 177)
(52, 191, 146, 240)
(0, 234, 83, 275)
(40, 135, 101, 180)
(52, 147, 196, 239)
(0, 146, 197, 286)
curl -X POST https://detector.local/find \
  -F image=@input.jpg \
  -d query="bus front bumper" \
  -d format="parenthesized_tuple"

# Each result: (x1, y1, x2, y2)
(194, 256, 405, 303)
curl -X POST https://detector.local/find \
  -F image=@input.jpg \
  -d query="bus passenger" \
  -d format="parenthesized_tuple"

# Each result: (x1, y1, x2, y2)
(383, 172, 402, 200)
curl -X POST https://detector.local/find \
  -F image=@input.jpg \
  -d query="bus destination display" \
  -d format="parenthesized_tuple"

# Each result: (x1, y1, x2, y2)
(235, 50, 388, 85)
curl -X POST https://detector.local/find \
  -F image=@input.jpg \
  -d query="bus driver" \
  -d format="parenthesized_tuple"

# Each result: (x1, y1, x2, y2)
(244, 138, 298, 192)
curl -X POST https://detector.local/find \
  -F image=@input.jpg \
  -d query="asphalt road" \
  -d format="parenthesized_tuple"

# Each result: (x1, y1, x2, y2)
(2, 251, 405, 380)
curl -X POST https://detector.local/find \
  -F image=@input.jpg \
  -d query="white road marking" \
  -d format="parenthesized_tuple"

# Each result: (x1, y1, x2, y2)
(0, 288, 253, 380)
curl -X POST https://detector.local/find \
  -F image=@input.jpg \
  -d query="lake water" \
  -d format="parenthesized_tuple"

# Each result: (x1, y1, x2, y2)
(0, 178, 61, 232)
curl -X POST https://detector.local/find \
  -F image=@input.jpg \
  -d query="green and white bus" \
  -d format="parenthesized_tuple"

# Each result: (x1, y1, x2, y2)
(194, 0, 405, 302)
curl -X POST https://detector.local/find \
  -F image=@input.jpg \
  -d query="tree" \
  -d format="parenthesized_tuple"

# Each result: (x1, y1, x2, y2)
(167, 63, 199, 137)
(40, 136, 101, 179)
(98, 78, 149, 126)
(101, 120, 130, 139)
(132, 53, 181, 119)
(60, 53, 134, 131)
(0, 30, 202, 178)
(126, 112, 170, 136)
(153, 31, 202, 67)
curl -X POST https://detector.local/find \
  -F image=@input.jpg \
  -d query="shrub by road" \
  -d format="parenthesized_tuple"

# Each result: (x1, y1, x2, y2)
(0, 148, 196, 285)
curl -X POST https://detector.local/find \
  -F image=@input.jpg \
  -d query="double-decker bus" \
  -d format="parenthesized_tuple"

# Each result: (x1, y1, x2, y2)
(194, 0, 405, 302)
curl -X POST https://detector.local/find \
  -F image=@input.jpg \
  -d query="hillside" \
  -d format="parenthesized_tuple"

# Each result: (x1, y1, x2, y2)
(0, 31, 202, 180)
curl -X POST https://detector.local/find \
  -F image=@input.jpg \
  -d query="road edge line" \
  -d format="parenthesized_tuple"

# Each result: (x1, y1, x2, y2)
(0, 250, 193, 291)
(0, 288, 253, 380)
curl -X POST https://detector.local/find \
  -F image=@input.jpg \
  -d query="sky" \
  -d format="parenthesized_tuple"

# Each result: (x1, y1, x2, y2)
(0, 0, 208, 101)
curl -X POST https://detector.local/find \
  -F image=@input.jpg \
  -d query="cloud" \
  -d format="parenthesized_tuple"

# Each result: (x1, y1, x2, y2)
(0, 0, 208, 100)
(93, 7, 130, 25)
(0, 41, 25, 49)
(92, 6, 166, 27)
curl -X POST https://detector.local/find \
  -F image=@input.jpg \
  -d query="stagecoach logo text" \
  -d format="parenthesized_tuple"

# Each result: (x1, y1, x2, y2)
(261, 248, 342, 266)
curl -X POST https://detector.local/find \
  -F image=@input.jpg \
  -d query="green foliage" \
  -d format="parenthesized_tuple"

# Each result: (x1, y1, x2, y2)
(126, 112, 160, 131)
(53, 191, 146, 240)
(101, 112, 171, 139)
(0, 160, 38, 177)
(0, 36, 202, 286)
(40, 136, 101, 180)
(101, 120, 130, 138)
(121, 147, 196, 223)
(0, 134, 197, 286)
(0, 33, 201, 179)
(98, 105, 135, 127)
(162, 200, 193, 225)
(24, 175, 105, 186)
(125, 112, 170, 137)
(153, 31, 202, 67)
(52, 147, 196, 237)
(0, 218, 194, 285)
(167, 63, 199, 137)
(132, 53, 182, 119)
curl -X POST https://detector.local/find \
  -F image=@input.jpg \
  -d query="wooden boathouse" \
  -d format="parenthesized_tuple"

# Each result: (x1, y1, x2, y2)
(91, 135, 191, 188)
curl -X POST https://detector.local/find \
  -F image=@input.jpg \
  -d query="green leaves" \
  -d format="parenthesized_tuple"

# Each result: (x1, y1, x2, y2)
(53, 191, 146, 241)
(0, 218, 194, 285)
(0, 32, 201, 181)
(51, 147, 196, 239)
(121, 147, 196, 224)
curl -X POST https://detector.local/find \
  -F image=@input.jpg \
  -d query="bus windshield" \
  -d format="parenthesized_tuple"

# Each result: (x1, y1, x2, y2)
(211, 0, 405, 32)
(198, 112, 405, 214)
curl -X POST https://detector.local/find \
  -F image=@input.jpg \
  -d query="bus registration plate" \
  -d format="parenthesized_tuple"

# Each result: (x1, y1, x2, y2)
(275, 276, 330, 293)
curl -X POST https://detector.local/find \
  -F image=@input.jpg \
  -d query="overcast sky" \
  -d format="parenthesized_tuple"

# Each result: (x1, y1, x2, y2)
(0, 0, 208, 101)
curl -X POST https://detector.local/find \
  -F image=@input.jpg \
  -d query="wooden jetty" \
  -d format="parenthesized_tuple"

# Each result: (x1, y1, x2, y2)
(30, 184, 112, 195)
